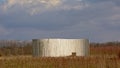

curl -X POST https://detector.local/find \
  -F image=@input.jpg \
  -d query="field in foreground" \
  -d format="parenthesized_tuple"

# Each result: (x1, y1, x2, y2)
(0, 56, 120, 68)
(0, 42, 120, 68)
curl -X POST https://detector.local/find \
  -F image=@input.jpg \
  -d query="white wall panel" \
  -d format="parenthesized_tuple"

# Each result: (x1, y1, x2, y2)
(32, 39, 89, 57)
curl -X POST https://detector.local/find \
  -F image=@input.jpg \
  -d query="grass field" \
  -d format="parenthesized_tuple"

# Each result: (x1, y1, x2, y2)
(0, 56, 120, 68)
(0, 46, 120, 68)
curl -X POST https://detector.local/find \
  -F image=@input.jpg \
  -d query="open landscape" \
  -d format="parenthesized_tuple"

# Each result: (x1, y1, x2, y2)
(0, 41, 120, 68)
(1, 0, 120, 68)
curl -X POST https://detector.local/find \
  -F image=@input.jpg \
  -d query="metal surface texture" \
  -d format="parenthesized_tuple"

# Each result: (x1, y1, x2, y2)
(32, 39, 89, 57)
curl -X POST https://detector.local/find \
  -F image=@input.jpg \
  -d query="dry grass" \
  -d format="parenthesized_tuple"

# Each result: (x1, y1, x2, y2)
(0, 56, 120, 68)
(0, 46, 120, 68)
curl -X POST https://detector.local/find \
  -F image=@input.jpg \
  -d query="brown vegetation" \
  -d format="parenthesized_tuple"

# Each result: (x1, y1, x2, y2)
(0, 41, 120, 56)
(0, 56, 120, 68)
(0, 41, 120, 68)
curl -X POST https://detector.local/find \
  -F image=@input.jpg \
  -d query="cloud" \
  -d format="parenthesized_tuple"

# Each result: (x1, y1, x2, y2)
(0, 0, 88, 30)
(0, 0, 88, 15)
(0, 0, 120, 42)
(86, 0, 120, 6)
(1, 0, 61, 15)
(0, 25, 11, 36)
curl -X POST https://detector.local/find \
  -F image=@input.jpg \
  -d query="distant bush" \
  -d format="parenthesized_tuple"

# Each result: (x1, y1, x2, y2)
(0, 50, 4, 57)
(117, 51, 120, 58)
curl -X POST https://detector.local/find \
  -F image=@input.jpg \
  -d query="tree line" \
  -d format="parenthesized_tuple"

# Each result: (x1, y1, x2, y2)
(0, 40, 120, 56)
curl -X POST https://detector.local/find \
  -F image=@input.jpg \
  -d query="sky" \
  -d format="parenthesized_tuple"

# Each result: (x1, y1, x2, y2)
(0, 0, 120, 42)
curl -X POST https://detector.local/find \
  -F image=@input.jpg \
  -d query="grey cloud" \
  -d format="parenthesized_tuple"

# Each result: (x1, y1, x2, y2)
(0, 0, 87, 30)
(0, 0, 87, 15)
(0, 0, 120, 42)
(1, 10, 79, 30)
(86, 0, 120, 6)
(85, 0, 107, 3)
(0, 25, 12, 36)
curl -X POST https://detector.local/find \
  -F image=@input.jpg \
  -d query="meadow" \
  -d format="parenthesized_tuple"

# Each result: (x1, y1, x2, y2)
(0, 42, 120, 68)
(0, 56, 120, 68)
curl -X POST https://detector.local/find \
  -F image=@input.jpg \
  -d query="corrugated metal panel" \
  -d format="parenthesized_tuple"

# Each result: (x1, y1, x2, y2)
(32, 39, 89, 57)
